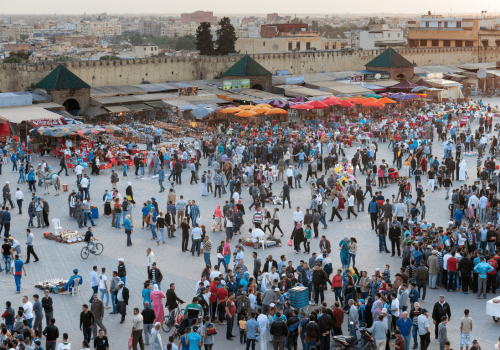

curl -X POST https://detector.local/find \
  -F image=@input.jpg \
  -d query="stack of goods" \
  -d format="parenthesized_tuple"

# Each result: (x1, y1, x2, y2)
(288, 286, 309, 309)
(240, 236, 277, 248)
(43, 230, 85, 244)
(35, 278, 68, 293)
(464, 152, 478, 157)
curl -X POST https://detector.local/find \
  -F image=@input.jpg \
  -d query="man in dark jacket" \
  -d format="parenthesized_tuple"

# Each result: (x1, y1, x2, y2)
(355, 187, 365, 212)
(389, 221, 402, 257)
(58, 157, 68, 176)
(269, 312, 288, 349)
(42, 317, 59, 350)
(375, 218, 390, 253)
(286, 309, 301, 350)
(261, 255, 278, 274)
(114, 281, 129, 323)
(317, 307, 333, 349)
(174, 161, 182, 185)
(141, 302, 156, 345)
(312, 263, 328, 305)
(134, 155, 140, 176)
(431, 296, 451, 339)
(148, 263, 163, 290)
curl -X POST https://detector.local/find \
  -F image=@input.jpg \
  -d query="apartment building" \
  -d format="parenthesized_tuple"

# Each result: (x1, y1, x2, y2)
(139, 20, 160, 36)
(0, 24, 34, 40)
(180, 11, 217, 24)
(359, 24, 406, 49)
(134, 45, 159, 58)
(408, 14, 500, 47)
(76, 22, 122, 37)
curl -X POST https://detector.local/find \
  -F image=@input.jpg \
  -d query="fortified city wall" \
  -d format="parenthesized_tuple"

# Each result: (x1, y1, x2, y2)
(1, 46, 500, 93)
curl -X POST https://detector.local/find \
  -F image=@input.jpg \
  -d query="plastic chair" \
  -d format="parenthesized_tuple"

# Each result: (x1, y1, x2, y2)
(259, 237, 266, 250)
(99, 164, 106, 173)
(71, 277, 81, 296)
(52, 219, 63, 235)
(105, 163, 112, 173)
(67, 163, 76, 173)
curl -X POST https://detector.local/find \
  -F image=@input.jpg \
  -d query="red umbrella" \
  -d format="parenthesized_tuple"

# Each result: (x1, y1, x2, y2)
(307, 101, 329, 109)
(338, 100, 355, 108)
(324, 99, 342, 106)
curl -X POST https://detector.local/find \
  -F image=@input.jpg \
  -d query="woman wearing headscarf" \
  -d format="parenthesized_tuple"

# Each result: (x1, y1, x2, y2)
(233, 206, 243, 235)
(211, 204, 223, 232)
(126, 182, 135, 204)
(339, 236, 350, 269)
(150, 284, 166, 323)
(372, 299, 383, 321)
(103, 190, 112, 217)
(235, 199, 245, 215)
(290, 222, 304, 254)
(142, 281, 152, 306)
(262, 207, 272, 234)
(364, 297, 374, 328)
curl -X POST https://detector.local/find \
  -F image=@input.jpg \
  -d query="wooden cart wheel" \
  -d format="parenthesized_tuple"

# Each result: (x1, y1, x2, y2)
(493, 316, 499, 322)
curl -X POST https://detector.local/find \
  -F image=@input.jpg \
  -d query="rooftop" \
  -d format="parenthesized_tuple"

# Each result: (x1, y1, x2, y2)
(35, 64, 90, 90)
(365, 47, 414, 68)
(222, 54, 272, 77)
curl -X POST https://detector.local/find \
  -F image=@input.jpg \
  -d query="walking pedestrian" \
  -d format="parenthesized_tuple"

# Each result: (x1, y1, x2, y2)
(91, 294, 107, 339)
(14, 188, 23, 214)
(79, 304, 95, 342)
(11, 254, 25, 293)
(131, 308, 145, 350)
(42, 289, 54, 326)
(42, 318, 59, 350)
(25, 229, 39, 263)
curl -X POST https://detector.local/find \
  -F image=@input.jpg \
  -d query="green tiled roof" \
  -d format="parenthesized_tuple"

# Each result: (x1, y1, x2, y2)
(35, 64, 90, 90)
(365, 47, 414, 68)
(222, 54, 272, 76)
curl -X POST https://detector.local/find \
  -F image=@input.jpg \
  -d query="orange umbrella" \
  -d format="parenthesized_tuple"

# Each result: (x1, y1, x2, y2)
(349, 98, 365, 104)
(265, 108, 288, 115)
(365, 101, 386, 107)
(254, 104, 272, 109)
(220, 107, 242, 114)
(238, 105, 255, 110)
(236, 110, 259, 117)
(378, 97, 397, 104)
(252, 107, 270, 114)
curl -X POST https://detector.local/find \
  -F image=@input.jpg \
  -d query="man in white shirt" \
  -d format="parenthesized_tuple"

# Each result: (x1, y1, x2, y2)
(75, 163, 84, 180)
(22, 295, 34, 328)
(267, 267, 280, 286)
(347, 194, 358, 219)
(89, 266, 99, 303)
(389, 293, 400, 330)
(257, 308, 269, 350)
(80, 177, 89, 201)
(98, 267, 111, 309)
(417, 309, 431, 349)
(14, 188, 24, 215)
(195, 275, 210, 294)
(191, 224, 203, 256)
(293, 207, 303, 227)
(147, 248, 155, 274)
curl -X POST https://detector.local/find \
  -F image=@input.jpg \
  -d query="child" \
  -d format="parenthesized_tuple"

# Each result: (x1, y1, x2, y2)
(438, 316, 448, 350)
(384, 264, 391, 281)
(123, 162, 128, 179)
(238, 314, 247, 344)
(142, 203, 149, 228)
(420, 200, 426, 221)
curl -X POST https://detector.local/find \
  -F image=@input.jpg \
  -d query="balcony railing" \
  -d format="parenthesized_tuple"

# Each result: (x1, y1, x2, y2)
(410, 27, 463, 31)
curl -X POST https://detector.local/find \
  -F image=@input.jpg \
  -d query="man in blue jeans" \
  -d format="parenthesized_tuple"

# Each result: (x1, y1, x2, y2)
(11, 254, 25, 293)
(396, 311, 413, 350)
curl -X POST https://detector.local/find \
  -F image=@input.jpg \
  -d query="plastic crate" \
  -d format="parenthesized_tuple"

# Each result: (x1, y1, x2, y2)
(288, 286, 309, 309)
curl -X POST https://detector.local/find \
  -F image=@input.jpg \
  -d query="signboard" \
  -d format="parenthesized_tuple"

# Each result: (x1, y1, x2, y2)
(27, 118, 67, 127)
(178, 86, 198, 96)
(477, 69, 487, 79)
(223, 79, 251, 90)
(351, 75, 363, 82)
(364, 72, 390, 81)
(427, 72, 444, 79)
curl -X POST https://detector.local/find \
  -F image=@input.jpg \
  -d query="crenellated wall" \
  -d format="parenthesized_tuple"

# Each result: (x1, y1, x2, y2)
(1, 47, 500, 93)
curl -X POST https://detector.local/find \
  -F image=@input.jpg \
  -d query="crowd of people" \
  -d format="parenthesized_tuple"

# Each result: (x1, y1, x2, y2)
(2, 98, 500, 350)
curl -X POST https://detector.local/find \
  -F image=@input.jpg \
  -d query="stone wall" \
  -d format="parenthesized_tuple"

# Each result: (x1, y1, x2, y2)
(1, 47, 500, 93)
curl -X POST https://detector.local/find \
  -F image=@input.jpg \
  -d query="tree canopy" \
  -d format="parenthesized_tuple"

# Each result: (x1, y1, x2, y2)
(195, 22, 214, 55)
(175, 35, 196, 51)
(215, 17, 237, 55)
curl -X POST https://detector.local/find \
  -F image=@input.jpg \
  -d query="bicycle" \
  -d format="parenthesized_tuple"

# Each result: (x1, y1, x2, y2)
(80, 242, 104, 259)
(162, 304, 184, 333)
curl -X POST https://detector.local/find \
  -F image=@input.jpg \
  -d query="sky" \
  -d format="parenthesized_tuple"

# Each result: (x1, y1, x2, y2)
(1, 0, 498, 16)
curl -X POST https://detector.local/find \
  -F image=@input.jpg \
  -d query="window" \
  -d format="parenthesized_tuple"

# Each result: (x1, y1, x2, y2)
(420, 39, 427, 46)
(325, 43, 329, 49)
(444, 21, 448, 28)
(288, 42, 293, 50)
(432, 40, 439, 46)
(263, 42, 265, 46)
(443, 40, 450, 47)
(388, 33, 391, 38)
(425, 21, 430, 28)
(457, 22, 461, 28)
(465, 40, 473, 46)
(296, 42, 300, 50)
(455, 40, 463, 47)
(438, 22, 442, 28)
(398, 33, 400, 37)
(306, 42, 311, 50)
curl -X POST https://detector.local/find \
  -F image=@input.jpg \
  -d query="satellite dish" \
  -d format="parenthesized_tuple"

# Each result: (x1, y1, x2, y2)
(374, 73, 381, 80)
(291, 28, 297, 35)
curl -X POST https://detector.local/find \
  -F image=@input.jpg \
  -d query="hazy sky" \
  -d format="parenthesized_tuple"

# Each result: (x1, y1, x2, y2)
(1, 0, 498, 16)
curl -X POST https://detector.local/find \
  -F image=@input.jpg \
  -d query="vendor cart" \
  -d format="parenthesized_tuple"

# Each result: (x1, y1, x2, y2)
(486, 297, 500, 322)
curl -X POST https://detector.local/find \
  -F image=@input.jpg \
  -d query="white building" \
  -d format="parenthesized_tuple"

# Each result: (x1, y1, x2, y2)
(134, 45, 158, 58)
(359, 24, 405, 50)
(77, 22, 122, 37)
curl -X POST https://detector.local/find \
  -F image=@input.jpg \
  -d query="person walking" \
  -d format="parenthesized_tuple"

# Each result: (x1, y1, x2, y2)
(432, 296, 451, 340)
(141, 302, 156, 346)
(14, 188, 23, 215)
(346, 193, 357, 219)
(89, 266, 99, 303)
(58, 156, 68, 176)
(131, 307, 145, 350)
(150, 322, 162, 350)
(79, 304, 95, 342)
(110, 170, 119, 189)
(11, 254, 25, 293)
(115, 281, 129, 323)
(158, 167, 165, 193)
(91, 294, 107, 339)
(25, 229, 39, 263)
(124, 215, 133, 246)
(35, 198, 44, 228)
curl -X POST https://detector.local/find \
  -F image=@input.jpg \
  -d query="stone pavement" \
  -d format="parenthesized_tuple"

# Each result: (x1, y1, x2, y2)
(2, 98, 500, 350)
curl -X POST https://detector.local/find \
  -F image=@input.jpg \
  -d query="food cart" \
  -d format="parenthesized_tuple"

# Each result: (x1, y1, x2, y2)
(486, 297, 500, 322)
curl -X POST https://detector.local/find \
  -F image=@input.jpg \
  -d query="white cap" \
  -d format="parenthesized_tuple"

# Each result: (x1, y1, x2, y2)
(5, 181, 8, 184)
(269, 303, 275, 307)
(118, 258, 124, 262)
(274, 288, 280, 292)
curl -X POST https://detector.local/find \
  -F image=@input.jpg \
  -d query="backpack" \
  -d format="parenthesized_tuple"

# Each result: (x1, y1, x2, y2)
(205, 322, 217, 335)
